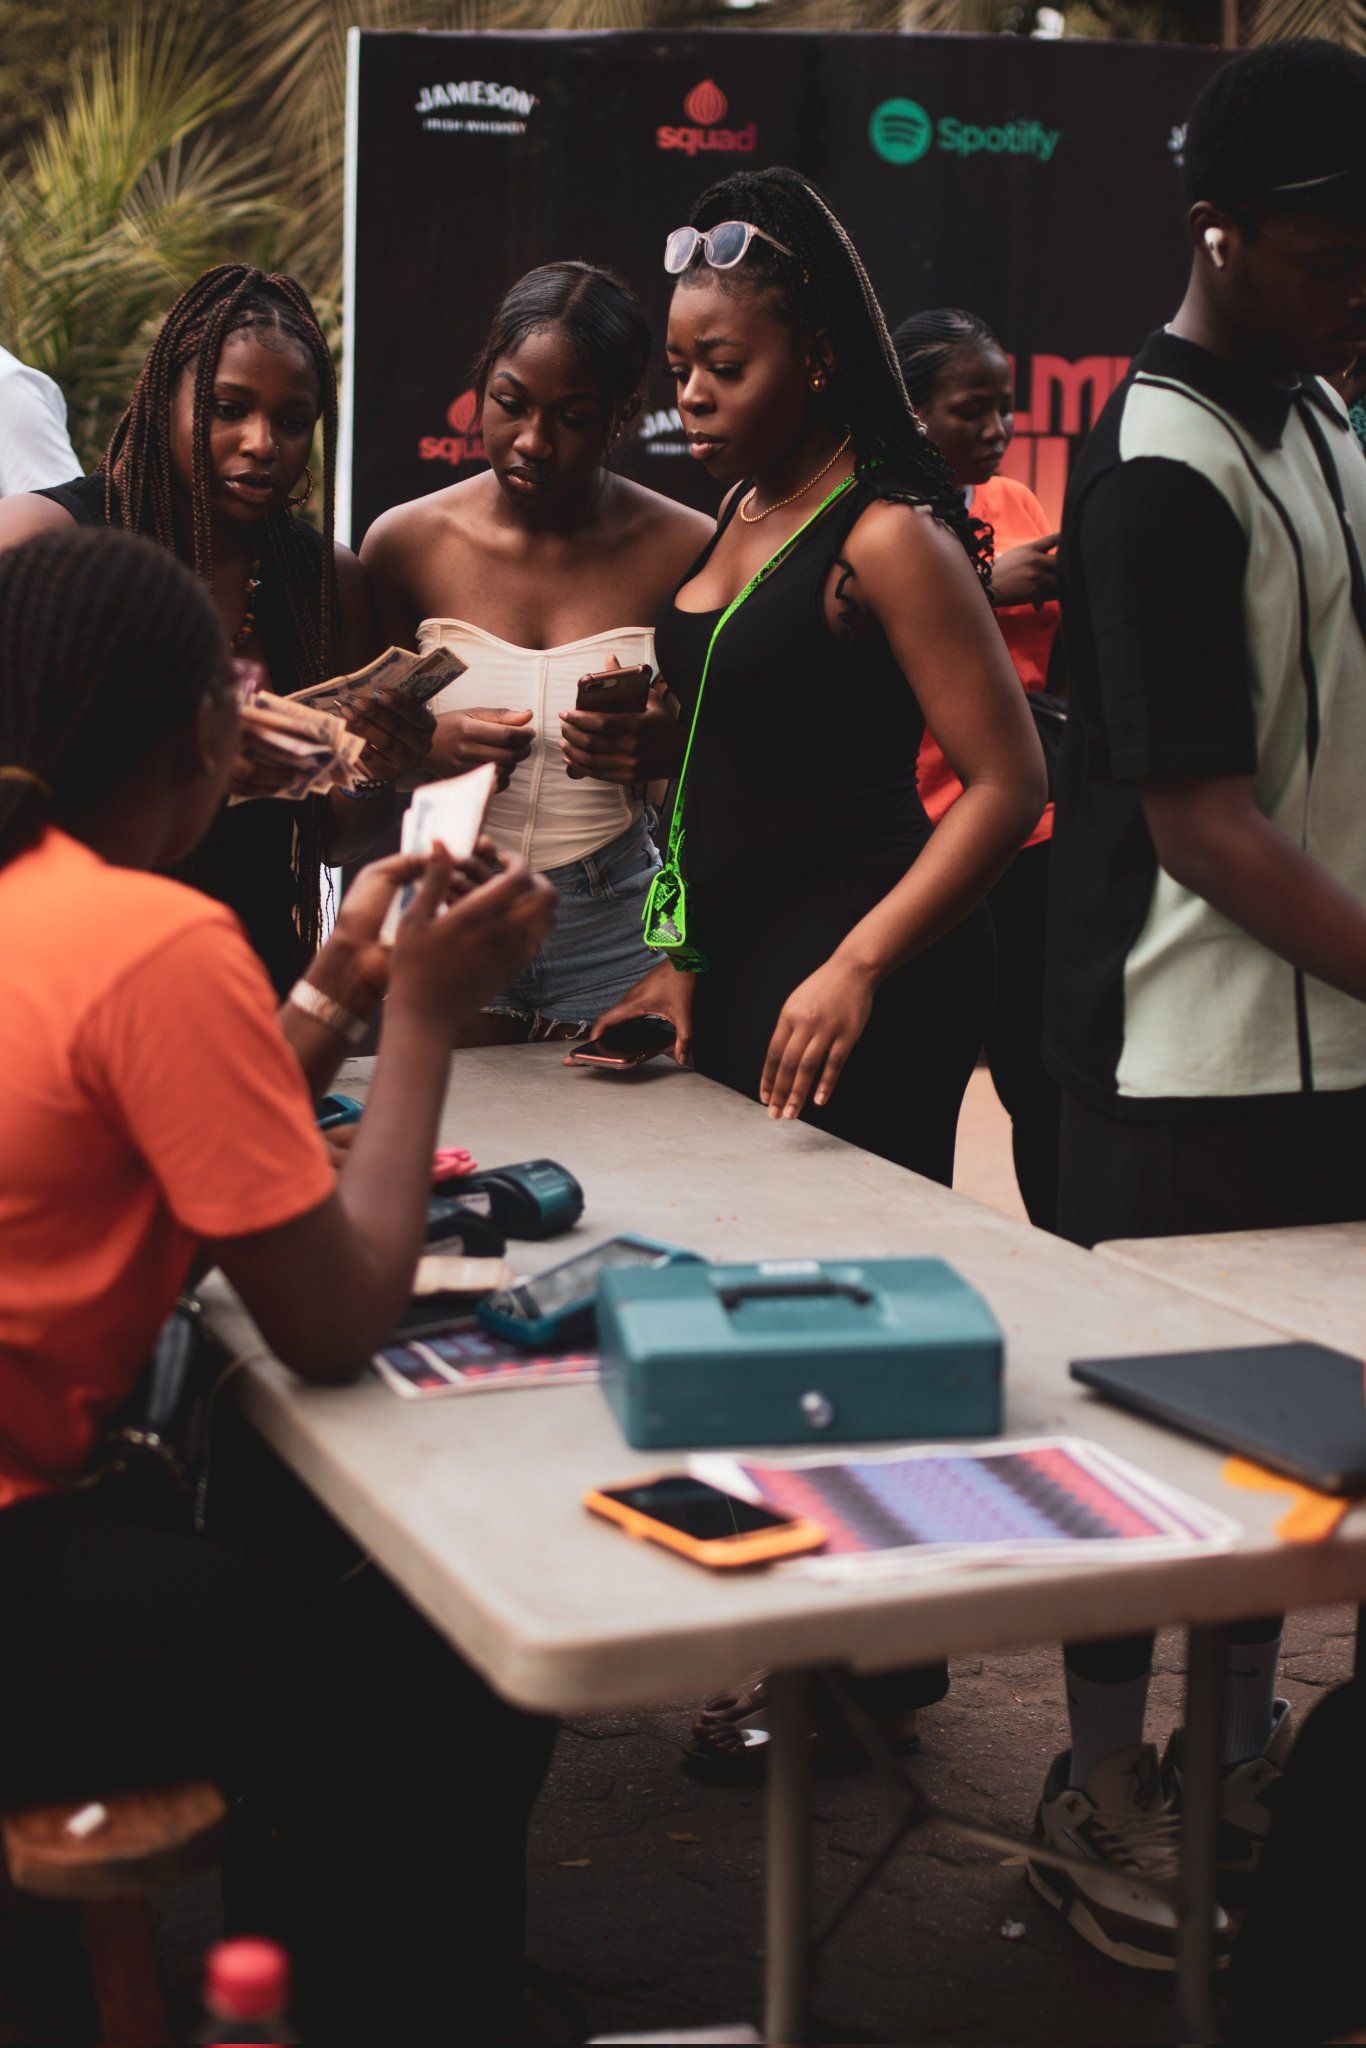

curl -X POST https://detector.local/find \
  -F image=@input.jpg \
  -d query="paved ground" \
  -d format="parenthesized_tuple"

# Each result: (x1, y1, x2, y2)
(518, 1610, 1354, 2045)
(3, 1076, 1353, 2045)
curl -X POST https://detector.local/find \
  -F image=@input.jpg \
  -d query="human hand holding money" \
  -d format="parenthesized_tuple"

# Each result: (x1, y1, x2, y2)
(232, 689, 366, 802)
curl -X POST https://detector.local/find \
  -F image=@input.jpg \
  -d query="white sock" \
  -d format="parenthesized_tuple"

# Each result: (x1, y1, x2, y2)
(1223, 1634, 1282, 1764)
(1066, 1669, 1151, 1788)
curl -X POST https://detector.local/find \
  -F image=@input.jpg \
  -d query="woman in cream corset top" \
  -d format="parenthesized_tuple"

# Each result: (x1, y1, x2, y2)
(364, 263, 710, 1041)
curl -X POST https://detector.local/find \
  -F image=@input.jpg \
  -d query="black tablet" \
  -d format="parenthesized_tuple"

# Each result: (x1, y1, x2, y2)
(1070, 1343, 1366, 1496)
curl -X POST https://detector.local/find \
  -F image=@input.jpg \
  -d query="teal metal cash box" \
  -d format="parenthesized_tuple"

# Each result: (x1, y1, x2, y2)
(596, 1257, 1003, 1450)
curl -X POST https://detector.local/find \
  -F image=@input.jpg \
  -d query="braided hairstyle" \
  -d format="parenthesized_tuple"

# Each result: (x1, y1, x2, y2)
(102, 263, 338, 953)
(891, 308, 1000, 413)
(0, 528, 227, 872)
(681, 167, 991, 583)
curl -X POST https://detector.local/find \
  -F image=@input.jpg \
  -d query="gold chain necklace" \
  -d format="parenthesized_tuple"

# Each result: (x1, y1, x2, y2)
(738, 435, 853, 524)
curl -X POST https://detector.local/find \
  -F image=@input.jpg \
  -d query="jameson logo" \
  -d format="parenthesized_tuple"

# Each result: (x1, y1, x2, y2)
(657, 79, 756, 157)
(870, 95, 1060, 166)
(639, 405, 689, 458)
(416, 78, 539, 136)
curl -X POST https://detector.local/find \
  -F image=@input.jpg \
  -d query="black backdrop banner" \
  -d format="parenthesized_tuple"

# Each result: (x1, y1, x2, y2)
(342, 28, 1224, 545)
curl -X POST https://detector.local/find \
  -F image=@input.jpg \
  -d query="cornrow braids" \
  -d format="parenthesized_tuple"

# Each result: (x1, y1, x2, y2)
(0, 528, 226, 872)
(684, 167, 992, 583)
(891, 308, 1000, 413)
(100, 262, 340, 954)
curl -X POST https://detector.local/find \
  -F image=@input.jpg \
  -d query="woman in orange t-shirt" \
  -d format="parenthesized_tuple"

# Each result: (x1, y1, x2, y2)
(894, 309, 1062, 1230)
(0, 526, 556, 2039)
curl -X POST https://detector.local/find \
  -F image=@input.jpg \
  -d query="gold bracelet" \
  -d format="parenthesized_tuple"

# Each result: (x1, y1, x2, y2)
(287, 978, 368, 1047)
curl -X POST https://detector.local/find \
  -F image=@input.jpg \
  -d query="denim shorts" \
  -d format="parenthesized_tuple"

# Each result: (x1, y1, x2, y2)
(486, 812, 661, 1033)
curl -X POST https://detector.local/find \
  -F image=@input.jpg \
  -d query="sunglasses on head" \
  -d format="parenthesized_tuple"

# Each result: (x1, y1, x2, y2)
(664, 221, 797, 276)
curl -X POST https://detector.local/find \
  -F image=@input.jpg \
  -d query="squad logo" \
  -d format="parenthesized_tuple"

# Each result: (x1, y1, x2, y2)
(870, 94, 1060, 166)
(418, 389, 486, 467)
(657, 79, 756, 158)
(416, 77, 539, 137)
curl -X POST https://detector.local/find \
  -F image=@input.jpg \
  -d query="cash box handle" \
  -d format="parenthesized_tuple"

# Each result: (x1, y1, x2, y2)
(717, 1278, 873, 1313)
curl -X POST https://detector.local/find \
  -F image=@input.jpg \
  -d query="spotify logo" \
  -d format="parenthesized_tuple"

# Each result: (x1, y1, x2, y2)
(869, 97, 933, 166)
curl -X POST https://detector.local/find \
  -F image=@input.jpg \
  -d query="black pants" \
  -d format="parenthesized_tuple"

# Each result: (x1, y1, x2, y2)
(0, 1449, 554, 2044)
(1229, 1681, 1365, 2043)
(1057, 1089, 1366, 1693)
(1057, 1084, 1366, 1250)
(984, 840, 1060, 1233)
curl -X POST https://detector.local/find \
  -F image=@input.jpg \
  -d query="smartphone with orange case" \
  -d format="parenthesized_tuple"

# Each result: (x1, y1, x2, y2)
(584, 1474, 826, 1569)
(575, 664, 654, 713)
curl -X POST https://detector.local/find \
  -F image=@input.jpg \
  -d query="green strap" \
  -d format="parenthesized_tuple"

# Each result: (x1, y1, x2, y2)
(663, 471, 860, 870)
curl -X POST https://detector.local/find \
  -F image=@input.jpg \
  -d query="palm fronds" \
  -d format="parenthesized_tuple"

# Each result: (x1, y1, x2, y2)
(0, 8, 276, 466)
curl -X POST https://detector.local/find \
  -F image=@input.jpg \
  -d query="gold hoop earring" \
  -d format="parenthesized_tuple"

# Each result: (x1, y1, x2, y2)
(810, 369, 827, 393)
(286, 467, 314, 511)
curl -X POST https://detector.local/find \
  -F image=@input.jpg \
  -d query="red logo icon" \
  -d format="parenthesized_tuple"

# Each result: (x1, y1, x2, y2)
(657, 80, 756, 158)
(418, 387, 486, 468)
(684, 79, 728, 126)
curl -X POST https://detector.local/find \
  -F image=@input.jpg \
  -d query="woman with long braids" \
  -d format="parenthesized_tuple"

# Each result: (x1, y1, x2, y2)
(584, 167, 1044, 1773)
(586, 168, 1045, 1183)
(0, 264, 433, 993)
(894, 306, 1063, 1230)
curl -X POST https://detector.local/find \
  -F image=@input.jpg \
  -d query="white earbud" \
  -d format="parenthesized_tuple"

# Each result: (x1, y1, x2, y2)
(1204, 227, 1228, 269)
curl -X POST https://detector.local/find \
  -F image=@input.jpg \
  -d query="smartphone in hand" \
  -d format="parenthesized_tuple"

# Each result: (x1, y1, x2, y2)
(575, 664, 653, 714)
(567, 1014, 677, 1069)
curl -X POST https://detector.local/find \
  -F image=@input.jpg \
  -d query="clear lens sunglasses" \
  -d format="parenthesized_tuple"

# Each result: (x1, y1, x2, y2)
(664, 220, 797, 275)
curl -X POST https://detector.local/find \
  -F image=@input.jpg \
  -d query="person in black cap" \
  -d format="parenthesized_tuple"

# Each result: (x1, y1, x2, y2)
(1030, 38, 1366, 1972)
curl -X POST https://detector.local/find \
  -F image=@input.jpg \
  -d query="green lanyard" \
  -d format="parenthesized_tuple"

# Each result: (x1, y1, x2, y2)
(643, 471, 859, 971)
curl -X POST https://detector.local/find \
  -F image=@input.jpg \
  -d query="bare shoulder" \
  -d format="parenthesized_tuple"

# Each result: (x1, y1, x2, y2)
(0, 491, 76, 552)
(845, 495, 981, 589)
(614, 474, 713, 558)
(359, 475, 486, 569)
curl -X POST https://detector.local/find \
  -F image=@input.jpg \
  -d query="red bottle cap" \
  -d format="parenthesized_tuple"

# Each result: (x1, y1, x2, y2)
(205, 1938, 290, 2021)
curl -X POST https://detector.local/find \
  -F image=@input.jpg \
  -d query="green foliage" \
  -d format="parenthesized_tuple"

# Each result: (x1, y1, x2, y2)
(0, 8, 277, 467)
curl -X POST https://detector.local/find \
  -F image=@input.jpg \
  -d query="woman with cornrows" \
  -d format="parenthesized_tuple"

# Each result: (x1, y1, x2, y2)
(0, 264, 432, 993)
(894, 307, 1063, 1229)
(591, 168, 1046, 1184)
(364, 261, 710, 1039)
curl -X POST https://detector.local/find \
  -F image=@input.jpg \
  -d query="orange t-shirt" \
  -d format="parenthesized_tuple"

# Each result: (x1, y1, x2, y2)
(0, 829, 335, 1510)
(917, 472, 1059, 851)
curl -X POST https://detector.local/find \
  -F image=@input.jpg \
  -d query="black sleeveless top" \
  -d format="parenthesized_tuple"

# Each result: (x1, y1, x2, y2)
(653, 479, 932, 960)
(35, 473, 326, 996)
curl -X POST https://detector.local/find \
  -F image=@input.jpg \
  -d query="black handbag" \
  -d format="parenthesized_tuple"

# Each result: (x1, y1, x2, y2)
(1028, 689, 1067, 801)
(0, 1297, 234, 1535)
(87, 1295, 233, 1532)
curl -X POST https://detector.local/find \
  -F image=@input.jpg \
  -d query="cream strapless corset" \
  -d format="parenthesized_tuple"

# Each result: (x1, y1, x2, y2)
(417, 620, 655, 872)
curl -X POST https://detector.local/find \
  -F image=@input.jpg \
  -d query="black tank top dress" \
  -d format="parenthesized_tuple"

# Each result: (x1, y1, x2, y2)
(653, 480, 995, 1185)
(35, 473, 324, 996)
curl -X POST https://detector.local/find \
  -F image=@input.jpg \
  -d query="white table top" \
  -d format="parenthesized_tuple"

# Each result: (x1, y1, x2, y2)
(1098, 1223, 1366, 1358)
(203, 1047, 1366, 1714)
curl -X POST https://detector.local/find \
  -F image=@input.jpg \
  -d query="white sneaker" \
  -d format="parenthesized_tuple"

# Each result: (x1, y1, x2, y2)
(1164, 1697, 1293, 1880)
(1027, 1743, 1231, 1971)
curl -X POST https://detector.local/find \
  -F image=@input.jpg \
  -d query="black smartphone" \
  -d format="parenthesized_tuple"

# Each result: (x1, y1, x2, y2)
(567, 1014, 677, 1070)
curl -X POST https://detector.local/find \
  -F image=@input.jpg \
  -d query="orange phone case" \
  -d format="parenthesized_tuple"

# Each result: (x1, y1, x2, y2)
(583, 1480, 827, 1569)
(575, 664, 653, 713)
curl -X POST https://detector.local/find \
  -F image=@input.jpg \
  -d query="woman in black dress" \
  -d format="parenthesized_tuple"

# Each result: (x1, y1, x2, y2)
(582, 169, 1045, 1183)
(0, 265, 432, 993)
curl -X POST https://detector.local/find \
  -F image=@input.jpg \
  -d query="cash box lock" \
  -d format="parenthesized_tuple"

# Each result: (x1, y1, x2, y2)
(801, 1390, 835, 1430)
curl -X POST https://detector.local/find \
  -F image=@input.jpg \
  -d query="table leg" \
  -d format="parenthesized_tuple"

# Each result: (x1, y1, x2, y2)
(764, 1668, 814, 2047)
(1176, 1624, 1226, 2045)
